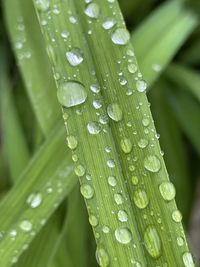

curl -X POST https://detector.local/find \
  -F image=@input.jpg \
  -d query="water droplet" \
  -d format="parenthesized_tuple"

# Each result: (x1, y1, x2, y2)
(177, 236, 184, 247)
(114, 193, 123, 205)
(93, 99, 103, 109)
(96, 247, 110, 266)
(90, 84, 101, 93)
(87, 121, 102, 134)
(182, 252, 194, 267)
(115, 227, 132, 244)
(89, 214, 98, 227)
(66, 48, 83, 66)
(144, 155, 161, 173)
(159, 182, 176, 201)
(107, 159, 115, 168)
(111, 28, 130, 45)
(66, 135, 78, 150)
(108, 176, 117, 187)
(144, 226, 162, 259)
(172, 210, 182, 223)
(99, 115, 109, 125)
(117, 210, 128, 222)
(107, 103, 123, 122)
(57, 81, 87, 108)
(61, 30, 69, 39)
(102, 225, 110, 233)
(131, 176, 139, 185)
(138, 138, 148, 148)
(102, 18, 116, 30)
(142, 118, 150, 127)
(20, 220, 32, 232)
(120, 138, 132, 154)
(134, 189, 149, 209)
(152, 64, 161, 72)
(80, 184, 94, 199)
(34, 0, 50, 12)
(128, 63, 137, 74)
(136, 80, 147, 92)
(26, 193, 42, 208)
(74, 165, 85, 177)
(84, 3, 100, 18)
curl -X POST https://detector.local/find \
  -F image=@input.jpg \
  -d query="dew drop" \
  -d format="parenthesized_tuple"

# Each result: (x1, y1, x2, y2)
(66, 48, 83, 66)
(144, 226, 162, 259)
(172, 210, 182, 223)
(114, 193, 123, 205)
(102, 18, 116, 30)
(93, 99, 103, 109)
(74, 164, 85, 177)
(131, 176, 139, 185)
(144, 155, 161, 173)
(66, 135, 78, 150)
(136, 80, 147, 92)
(57, 81, 87, 108)
(108, 176, 117, 187)
(134, 189, 149, 209)
(89, 214, 98, 227)
(182, 252, 194, 267)
(96, 247, 110, 267)
(159, 182, 176, 201)
(128, 63, 137, 74)
(120, 138, 132, 154)
(117, 210, 128, 222)
(26, 193, 42, 208)
(87, 121, 102, 134)
(115, 227, 132, 244)
(80, 184, 94, 199)
(177, 236, 184, 247)
(107, 103, 123, 122)
(138, 138, 148, 148)
(107, 159, 115, 168)
(84, 3, 100, 18)
(102, 225, 110, 234)
(61, 30, 69, 39)
(142, 118, 150, 127)
(90, 83, 101, 93)
(20, 220, 32, 232)
(111, 28, 130, 45)
(34, 0, 50, 12)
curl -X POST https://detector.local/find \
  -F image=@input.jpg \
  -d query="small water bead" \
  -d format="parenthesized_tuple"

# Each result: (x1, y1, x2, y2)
(128, 63, 137, 74)
(34, 0, 50, 12)
(115, 227, 132, 244)
(136, 80, 147, 92)
(107, 103, 123, 122)
(90, 83, 101, 93)
(142, 118, 150, 127)
(182, 252, 194, 267)
(119, 77, 127, 86)
(129, 165, 135, 172)
(102, 226, 110, 234)
(66, 48, 83, 66)
(61, 30, 69, 39)
(10, 230, 17, 238)
(93, 99, 103, 109)
(177, 236, 185, 247)
(108, 176, 117, 187)
(133, 189, 149, 209)
(144, 226, 162, 259)
(105, 146, 111, 153)
(138, 138, 148, 148)
(144, 155, 161, 173)
(66, 135, 78, 150)
(72, 154, 78, 162)
(107, 159, 115, 168)
(89, 214, 98, 227)
(84, 3, 100, 18)
(114, 193, 123, 205)
(26, 192, 42, 208)
(96, 247, 110, 267)
(74, 164, 85, 177)
(80, 184, 94, 199)
(69, 16, 77, 24)
(111, 28, 130, 45)
(172, 210, 182, 223)
(126, 49, 134, 56)
(131, 176, 139, 185)
(117, 210, 128, 222)
(20, 220, 32, 232)
(57, 81, 87, 108)
(102, 18, 116, 29)
(99, 115, 109, 125)
(87, 121, 102, 134)
(159, 182, 176, 201)
(120, 138, 132, 154)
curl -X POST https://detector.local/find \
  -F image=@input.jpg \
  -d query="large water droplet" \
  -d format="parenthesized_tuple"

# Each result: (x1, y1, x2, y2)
(134, 189, 149, 209)
(182, 252, 194, 267)
(117, 210, 128, 222)
(87, 121, 102, 134)
(102, 18, 116, 30)
(80, 184, 94, 199)
(26, 193, 42, 208)
(115, 227, 132, 244)
(144, 226, 162, 259)
(66, 48, 83, 66)
(20, 220, 32, 232)
(84, 3, 100, 18)
(159, 182, 176, 201)
(144, 155, 161, 173)
(107, 103, 123, 122)
(57, 81, 87, 108)
(120, 138, 132, 154)
(111, 28, 130, 45)
(136, 80, 147, 92)
(96, 247, 110, 267)
(66, 135, 78, 150)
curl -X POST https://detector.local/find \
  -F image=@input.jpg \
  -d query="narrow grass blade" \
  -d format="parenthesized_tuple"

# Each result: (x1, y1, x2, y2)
(132, 0, 198, 85)
(0, 122, 76, 267)
(33, 0, 193, 266)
